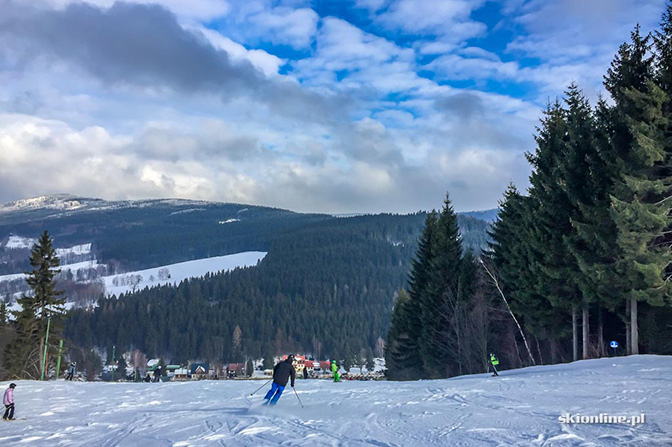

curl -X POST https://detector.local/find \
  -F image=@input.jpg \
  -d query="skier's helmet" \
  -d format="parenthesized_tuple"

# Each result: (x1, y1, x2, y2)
(287, 354, 295, 362)
(9, 383, 16, 388)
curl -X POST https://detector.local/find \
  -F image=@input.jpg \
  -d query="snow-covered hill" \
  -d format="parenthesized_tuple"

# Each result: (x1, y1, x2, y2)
(1, 356, 670, 446)
(0, 194, 88, 213)
(0, 252, 267, 304)
(0, 194, 213, 214)
(102, 251, 267, 296)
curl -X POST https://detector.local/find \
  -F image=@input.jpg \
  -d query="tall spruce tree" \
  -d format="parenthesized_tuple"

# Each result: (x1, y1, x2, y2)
(564, 97, 624, 357)
(605, 25, 672, 354)
(561, 84, 600, 359)
(386, 213, 438, 380)
(654, 2, 672, 263)
(405, 211, 438, 378)
(526, 100, 583, 360)
(488, 185, 566, 363)
(387, 195, 482, 379)
(421, 194, 463, 378)
(6, 231, 66, 378)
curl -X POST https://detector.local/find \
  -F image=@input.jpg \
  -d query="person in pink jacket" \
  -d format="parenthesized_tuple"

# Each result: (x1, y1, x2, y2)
(3, 383, 15, 421)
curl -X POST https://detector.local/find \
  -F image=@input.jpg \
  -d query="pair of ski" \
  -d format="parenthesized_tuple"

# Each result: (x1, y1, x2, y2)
(249, 380, 304, 408)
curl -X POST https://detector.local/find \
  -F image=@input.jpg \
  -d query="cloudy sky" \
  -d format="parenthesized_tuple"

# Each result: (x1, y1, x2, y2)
(0, 0, 667, 213)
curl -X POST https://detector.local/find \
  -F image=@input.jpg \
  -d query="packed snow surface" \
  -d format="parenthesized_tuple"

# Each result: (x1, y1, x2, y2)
(1, 356, 671, 446)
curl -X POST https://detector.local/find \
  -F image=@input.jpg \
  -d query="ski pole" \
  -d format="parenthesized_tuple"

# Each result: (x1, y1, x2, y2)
(250, 379, 272, 396)
(293, 387, 304, 408)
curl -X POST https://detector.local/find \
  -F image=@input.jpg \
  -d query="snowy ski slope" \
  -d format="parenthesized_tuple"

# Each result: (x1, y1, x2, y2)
(0, 356, 670, 446)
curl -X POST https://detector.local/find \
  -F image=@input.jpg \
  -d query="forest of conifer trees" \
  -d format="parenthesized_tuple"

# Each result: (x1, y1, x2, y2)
(386, 4, 672, 380)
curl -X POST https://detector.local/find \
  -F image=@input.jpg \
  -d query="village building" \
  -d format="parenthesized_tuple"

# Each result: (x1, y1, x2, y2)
(226, 363, 245, 378)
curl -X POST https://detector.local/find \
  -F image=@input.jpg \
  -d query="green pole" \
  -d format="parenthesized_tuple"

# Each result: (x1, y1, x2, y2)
(56, 339, 64, 379)
(111, 345, 116, 382)
(41, 316, 51, 381)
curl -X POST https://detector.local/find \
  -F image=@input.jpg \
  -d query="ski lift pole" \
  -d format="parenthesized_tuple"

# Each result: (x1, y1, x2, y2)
(41, 316, 51, 381)
(55, 340, 64, 379)
(250, 379, 272, 396)
(293, 387, 304, 408)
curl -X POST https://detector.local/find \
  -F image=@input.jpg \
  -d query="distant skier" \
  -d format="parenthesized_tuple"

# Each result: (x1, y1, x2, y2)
(302, 366, 308, 380)
(490, 353, 500, 377)
(153, 366, 162, 382)
(3, 383, 15, 421)
(263, 355, 296, 406)
(66, 362, 76, 381)
(331, 360, 341, 382)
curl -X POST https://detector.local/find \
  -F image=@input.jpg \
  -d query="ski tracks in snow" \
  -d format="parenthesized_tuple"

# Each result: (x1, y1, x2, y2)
(1, 356, 672, 446)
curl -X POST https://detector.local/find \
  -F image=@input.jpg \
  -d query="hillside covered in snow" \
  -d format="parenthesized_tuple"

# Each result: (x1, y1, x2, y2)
(0, 356, 670, 446)
(102, 251, 266, 296)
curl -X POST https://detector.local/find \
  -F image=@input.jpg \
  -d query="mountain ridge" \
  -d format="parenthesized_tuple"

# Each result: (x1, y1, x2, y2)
(0, 194, 497, 221)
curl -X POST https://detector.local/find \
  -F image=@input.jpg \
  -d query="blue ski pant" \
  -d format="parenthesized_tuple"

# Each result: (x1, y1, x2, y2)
(264, 382, 285, 405)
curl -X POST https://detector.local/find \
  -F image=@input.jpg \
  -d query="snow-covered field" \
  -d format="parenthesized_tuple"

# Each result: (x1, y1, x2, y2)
(102, 251, 266, 296)
(0, 252, 267, 300)
(1, 356, 670, 446)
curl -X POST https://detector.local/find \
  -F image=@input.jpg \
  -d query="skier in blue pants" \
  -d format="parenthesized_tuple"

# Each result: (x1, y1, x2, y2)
(264, 355, 296, 406)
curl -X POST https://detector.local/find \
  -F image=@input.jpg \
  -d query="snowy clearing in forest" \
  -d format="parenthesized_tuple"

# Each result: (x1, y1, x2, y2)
(102, 251, 267, 296)
(1, 356, 671, 446)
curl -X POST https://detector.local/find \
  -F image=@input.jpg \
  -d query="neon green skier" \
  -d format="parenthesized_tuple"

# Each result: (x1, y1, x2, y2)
(331, 360, 341, 382)
(490, 353, 499, 376)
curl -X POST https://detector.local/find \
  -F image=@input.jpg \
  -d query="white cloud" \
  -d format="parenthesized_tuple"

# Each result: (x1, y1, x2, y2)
(501, 0, 666, 99)
(191, 26, 285, 77)
(231, 3, 319, 49)
(377, 0, 487, 39)
(293, 17, 432, 95)
(429, 53, 519, 82)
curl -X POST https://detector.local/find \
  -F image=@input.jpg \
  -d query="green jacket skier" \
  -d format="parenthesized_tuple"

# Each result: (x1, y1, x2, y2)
(490, 353, 499, 376)
(331, 360, 341, 382)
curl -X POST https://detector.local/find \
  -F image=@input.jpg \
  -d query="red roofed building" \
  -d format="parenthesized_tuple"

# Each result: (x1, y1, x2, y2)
(227, 363, 245, 378)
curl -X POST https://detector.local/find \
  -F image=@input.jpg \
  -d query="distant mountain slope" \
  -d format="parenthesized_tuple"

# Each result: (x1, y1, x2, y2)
(460, 208, 499, 223)
(0, 195, 330, 275)
(66, 213, 427, 361)
(66, 212, 491, 362)
(0, 195, 492, 277)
